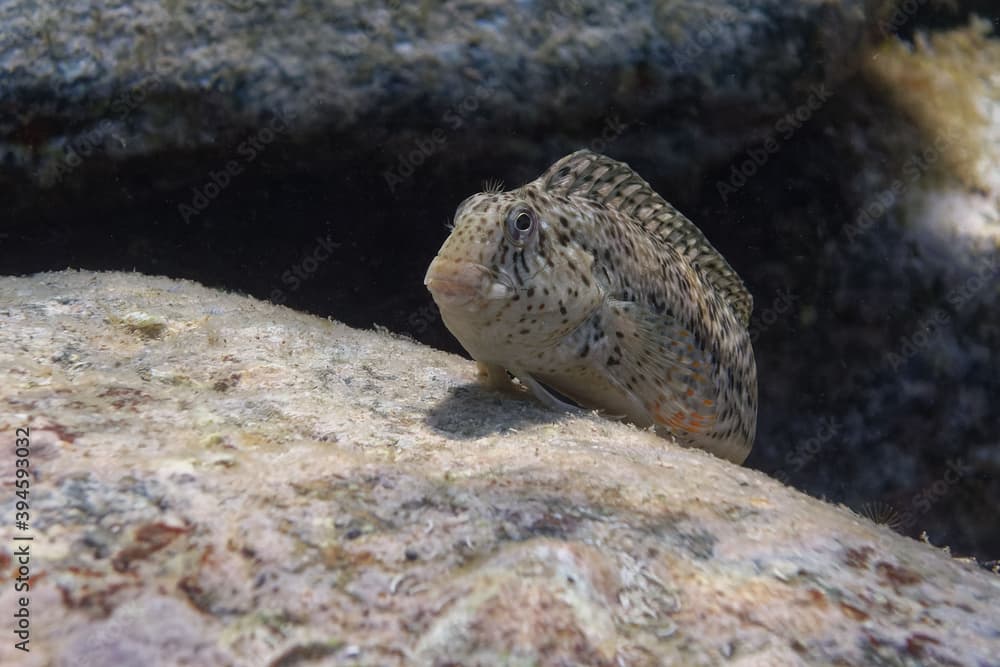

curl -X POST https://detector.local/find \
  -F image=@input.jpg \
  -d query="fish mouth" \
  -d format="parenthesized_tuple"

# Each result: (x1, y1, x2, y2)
(424, 257, 513, 308)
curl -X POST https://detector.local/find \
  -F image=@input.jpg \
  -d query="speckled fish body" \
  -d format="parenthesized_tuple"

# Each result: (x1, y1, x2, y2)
(425, 150, 757, 463)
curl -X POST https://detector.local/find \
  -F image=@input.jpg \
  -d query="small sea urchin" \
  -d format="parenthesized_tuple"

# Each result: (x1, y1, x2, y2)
(858, 501, 904, 532)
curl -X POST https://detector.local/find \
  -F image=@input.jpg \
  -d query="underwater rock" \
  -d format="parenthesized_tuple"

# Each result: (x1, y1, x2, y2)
(745, 17, 1000, 563)
(0, 0, 890, 187)
(0, 269, 997, 666)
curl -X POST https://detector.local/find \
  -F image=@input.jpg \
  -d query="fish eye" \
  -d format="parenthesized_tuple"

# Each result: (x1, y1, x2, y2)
(505, 205, 536, 246)
(514, 212, 532, 232)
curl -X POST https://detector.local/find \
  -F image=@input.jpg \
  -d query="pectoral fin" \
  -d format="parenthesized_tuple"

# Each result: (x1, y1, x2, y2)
(510, 369, 583, 413)
(600, 298, 751, 463)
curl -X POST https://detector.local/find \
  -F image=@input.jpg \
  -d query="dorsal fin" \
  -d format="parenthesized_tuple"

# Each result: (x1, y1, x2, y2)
(539, 149, 753, 327)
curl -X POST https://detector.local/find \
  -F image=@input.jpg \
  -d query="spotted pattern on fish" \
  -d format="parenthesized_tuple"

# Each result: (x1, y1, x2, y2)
(424, 150, 757, 463)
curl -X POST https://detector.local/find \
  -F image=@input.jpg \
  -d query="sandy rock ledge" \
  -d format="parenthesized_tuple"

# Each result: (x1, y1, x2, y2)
(0, 270, 998, 666)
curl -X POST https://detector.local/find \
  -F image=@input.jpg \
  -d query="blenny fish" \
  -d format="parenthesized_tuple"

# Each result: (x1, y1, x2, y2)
(424, 150, 757, 463)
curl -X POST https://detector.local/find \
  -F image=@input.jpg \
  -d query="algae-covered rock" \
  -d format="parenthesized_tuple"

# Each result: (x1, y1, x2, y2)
(0, 0, 889, 187)
(0, 270, 997, 666)
(744, 17, 1000, 562)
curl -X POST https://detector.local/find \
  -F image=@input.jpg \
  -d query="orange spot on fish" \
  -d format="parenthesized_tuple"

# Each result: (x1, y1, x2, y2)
(651, 407, 718, 435)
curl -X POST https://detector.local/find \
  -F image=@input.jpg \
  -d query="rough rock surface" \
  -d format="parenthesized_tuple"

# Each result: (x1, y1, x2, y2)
(1, 0, 889, 186)
(1, 270, 998, 666)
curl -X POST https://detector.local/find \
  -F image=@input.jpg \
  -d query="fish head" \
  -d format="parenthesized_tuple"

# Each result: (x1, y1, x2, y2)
(424, 185, 603, 364)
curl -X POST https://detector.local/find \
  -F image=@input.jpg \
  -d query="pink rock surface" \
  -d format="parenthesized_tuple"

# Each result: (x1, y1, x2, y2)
(0, 270, 997, 666)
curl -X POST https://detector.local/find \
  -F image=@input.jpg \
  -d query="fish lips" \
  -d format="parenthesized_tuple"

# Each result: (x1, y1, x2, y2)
(424, 257, 514, 309)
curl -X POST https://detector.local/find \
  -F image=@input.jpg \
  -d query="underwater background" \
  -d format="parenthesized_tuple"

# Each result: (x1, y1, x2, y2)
(2, 0, 998, 571)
